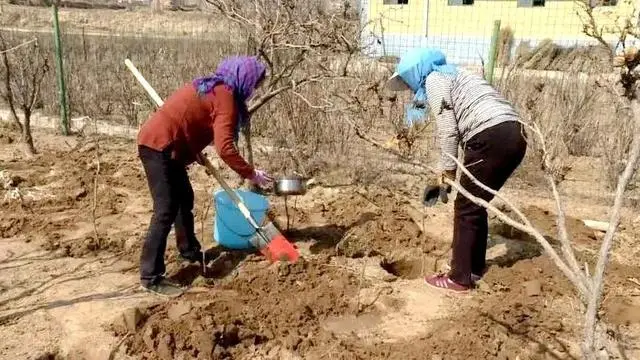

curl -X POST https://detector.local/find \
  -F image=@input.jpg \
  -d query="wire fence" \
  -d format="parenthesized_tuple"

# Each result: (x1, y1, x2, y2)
(359, 0, 622, 74)
(0, 0, 628, 136)
(0, 2, 250, 135)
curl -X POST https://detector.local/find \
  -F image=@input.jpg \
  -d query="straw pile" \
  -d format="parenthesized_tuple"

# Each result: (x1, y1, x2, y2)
(512, 39, 612, 73)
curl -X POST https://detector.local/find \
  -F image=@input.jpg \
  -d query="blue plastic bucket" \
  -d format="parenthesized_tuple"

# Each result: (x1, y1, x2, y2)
(213, 188, 270, 250)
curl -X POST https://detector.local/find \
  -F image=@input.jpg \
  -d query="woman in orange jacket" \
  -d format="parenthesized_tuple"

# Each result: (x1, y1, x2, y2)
(136, 56, 272, 296)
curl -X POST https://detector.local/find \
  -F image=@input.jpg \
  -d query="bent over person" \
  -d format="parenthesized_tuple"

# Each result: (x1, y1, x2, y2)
(136, 56, 273, 296)
(386, 48, 527, 293)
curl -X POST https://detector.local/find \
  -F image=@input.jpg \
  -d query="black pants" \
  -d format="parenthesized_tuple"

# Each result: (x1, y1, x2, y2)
(449, 121, 527, 286)
(138, 145, 201, 285)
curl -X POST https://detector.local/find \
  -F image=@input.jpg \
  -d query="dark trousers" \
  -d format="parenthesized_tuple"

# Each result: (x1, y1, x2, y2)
(449, 121, 527, 286)
(138, 145, 201, 285)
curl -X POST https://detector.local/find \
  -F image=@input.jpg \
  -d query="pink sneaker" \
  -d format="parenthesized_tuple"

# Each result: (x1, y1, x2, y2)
(443, 263, 488, 283)
(424, 274, 471, 293)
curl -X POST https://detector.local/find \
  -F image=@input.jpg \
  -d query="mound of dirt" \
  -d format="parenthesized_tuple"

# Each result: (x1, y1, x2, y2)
(298, 256, 582, 360)
(489, 205, 597, 245)
(277, 188, 427, 258)
(120, 256, 365, 359)
(0, 136, 149, 258)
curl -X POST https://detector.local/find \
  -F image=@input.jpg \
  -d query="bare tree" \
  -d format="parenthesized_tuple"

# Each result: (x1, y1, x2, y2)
(325, 3, 640, 357)
(0, 33, 49, 157)
(203, 0, 363, 168)
(346, 85, 638, 359)
(577, 0, 640, 356)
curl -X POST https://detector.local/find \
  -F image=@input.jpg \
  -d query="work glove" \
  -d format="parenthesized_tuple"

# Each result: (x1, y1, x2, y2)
(249, 169, 274, 188)
(439, 169, 456, 193)
(423, 170, 455, 207)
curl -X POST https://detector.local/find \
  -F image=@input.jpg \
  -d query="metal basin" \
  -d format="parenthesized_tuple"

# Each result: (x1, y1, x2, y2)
(274, 175, 307, 196)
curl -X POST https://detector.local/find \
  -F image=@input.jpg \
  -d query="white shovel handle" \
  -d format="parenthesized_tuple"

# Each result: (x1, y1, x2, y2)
(124, 59, 164, 107)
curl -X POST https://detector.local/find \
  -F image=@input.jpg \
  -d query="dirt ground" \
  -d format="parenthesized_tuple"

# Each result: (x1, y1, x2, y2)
(1, 121, 639, 360)
(0, 2, 638, 359)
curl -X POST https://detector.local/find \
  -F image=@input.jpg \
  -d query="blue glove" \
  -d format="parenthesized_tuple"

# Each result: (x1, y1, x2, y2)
(404, 103, 428, 126)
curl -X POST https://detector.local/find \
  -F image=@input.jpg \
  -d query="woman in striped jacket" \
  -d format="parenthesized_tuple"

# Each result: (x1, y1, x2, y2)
(386, 48, 527, 293)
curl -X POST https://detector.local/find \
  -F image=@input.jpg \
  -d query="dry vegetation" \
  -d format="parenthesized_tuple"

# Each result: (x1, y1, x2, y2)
(0, 1, 639, 360)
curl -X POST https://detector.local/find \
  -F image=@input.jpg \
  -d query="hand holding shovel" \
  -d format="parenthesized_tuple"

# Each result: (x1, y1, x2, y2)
(423, 170, 455, 207)
(423, 184, 450, 207)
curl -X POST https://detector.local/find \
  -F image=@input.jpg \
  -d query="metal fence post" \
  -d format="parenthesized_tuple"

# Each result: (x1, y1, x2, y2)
(52, 3, 69, 135)
(485, 20, 501, 85)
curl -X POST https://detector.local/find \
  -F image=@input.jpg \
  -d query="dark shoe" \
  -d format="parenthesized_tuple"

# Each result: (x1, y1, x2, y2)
(178, 249, 205, 264)
(471, 266, 489, 282)
(141, 278, 184, 297)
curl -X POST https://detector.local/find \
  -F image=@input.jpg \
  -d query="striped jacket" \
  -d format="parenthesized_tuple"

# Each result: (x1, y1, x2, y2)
(426, 69, 520, 171)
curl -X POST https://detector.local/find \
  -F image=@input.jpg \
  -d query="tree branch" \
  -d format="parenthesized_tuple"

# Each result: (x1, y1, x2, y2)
(0, 33, 21, 133)
(442, 153, 591, 300)
(583, 97, 640, 357)
(347, 115, 591, 300)
(248, 76, 324, 114)
(517, 118, 589, 289)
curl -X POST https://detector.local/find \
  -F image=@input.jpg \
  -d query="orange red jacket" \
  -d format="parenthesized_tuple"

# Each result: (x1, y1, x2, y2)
(137, 83, 254, 179)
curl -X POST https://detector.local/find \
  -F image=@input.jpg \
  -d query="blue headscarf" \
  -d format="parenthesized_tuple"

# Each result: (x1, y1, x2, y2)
(394, 48, 458, 125)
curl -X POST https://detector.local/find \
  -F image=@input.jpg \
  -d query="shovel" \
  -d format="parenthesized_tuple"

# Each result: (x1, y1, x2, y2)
(125, 59, 299, 264)
(199, 155, 299, 263)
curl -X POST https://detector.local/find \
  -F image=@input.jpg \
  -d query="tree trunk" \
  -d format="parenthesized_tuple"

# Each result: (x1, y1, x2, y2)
(10, 110, 22, 133)
(1, 51, 21, 133)
(582, 97, 640, 359)
(21, 112, 36, 157)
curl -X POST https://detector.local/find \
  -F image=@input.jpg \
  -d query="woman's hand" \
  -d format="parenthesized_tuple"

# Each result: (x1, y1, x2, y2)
(439, 169, 456, 193)
(249, 169, 274, 188)
(195, 152, 207, 166)
(195, 153, 215, 176)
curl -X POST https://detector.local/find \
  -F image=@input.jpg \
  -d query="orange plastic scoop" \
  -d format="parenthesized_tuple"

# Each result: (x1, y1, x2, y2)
(250, 221, 299, 263)
(260, 234, 300, 263)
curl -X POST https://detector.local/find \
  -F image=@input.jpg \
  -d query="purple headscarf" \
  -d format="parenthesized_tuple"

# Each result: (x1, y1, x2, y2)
(193, 56, 266, 142)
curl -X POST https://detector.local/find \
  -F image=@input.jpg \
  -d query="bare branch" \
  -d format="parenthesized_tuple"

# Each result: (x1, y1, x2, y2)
(583, 97, 640, 356)
(0, 33, 21, 133)
(515, 118, 589, 288)
(0, 37, 37, 54)
(442, 153, 591, 298)
(290, 90, 334, 109)
(248, 76, 324, 114)
(446, 174, 590, 300)
(248, 85, 292, 114)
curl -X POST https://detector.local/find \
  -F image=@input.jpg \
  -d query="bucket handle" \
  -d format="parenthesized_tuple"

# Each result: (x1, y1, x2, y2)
(214, 196, 268, 237)
(216, 211, 261, 238)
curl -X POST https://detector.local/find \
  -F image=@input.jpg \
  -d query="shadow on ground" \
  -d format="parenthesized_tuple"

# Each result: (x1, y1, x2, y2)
(285, 211, 380, 254)
(168, 247, 253, 286)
